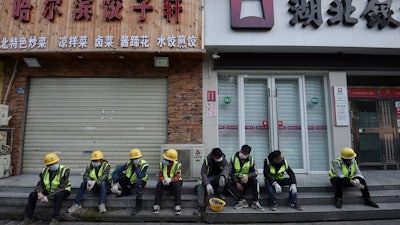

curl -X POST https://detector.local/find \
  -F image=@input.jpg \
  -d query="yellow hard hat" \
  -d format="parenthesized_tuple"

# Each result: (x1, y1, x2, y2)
(341, 147, 357, 159)
(130, 148, 143, 159)
(163, 149, 178, 161)
(44, 152, 60, 166)
(209, 198, 226, 212)
(91, 150, 104, 160)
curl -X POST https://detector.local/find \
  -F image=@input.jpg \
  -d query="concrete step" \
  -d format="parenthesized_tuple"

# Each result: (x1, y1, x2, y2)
(205, 202, 400, 223)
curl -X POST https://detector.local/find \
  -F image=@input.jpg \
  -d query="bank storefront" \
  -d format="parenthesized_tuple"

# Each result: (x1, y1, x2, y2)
(203, 0, 400, 173)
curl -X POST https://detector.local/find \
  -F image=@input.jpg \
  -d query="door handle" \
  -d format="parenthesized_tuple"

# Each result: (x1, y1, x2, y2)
(358, 128, 364, 133)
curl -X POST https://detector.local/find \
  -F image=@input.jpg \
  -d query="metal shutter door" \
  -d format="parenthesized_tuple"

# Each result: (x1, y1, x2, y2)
(23, 78, 167, 175)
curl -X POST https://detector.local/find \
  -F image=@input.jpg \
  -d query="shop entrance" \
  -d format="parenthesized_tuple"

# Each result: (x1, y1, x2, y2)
(349, 88, 400, 169)
(218, 75, 308, 172)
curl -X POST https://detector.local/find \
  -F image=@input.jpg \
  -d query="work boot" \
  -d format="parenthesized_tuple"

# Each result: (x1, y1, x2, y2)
(335, 198, 342, 209)
(364, 199, 379, 208)
(132, 199, 142, 215)
(48, 218, 58, 225)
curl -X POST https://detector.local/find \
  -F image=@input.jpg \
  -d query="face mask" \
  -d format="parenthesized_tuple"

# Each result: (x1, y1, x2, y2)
(133, 159, 141, 166)
(162, 159, 170, 166)
(239, 152, 248, 160)
(215, 156, 224, 162)
(92, 162, 101, 167)
(49, 163, 59, 171)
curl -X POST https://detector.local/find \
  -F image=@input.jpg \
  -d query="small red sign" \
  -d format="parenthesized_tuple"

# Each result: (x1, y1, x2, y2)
(207, 90, 216, 102)
(263, 121, 268, 127)
(278, 121, 283, 127)
(348, 88, 378, 98)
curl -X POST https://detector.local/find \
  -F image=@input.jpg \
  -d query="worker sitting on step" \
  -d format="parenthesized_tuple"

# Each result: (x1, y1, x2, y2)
(110, 148, 149, 215)
(67, 150, 111, 214)
(21, 152, 71, 225)
(329, 147, 379, 209)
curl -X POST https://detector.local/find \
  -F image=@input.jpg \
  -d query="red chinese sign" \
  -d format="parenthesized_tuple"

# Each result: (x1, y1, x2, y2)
(102, 0, 123, 21)
(12, 0, 32, 22)
(42, 0, 63, 21)
(132, 0, 153, 22)
(348, 88, 378, 98)
(73, 0, 93, 21)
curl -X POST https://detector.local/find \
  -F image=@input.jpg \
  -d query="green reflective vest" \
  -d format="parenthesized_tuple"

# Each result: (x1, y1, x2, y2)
(160, 161, 182, 181)
(231, 155, 254, 178)
(42, 165, 71, 194)
(125, 159, 149, 183)
(88, 161, 111, 183)
(265, 158, 288, 180)
(329, 158, 357, 179)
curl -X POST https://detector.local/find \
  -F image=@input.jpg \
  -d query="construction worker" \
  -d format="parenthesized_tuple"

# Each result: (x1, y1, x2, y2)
(329, 147, 379, 209)
(226, 144, 264, 211)
(21, 152, 71, 225)
(153, 148, 183, 215)
(264, 150, 302, 211)
(67, 150, 111, 214)
(110, 148, 149, 215)
(193, 147, 229, 215)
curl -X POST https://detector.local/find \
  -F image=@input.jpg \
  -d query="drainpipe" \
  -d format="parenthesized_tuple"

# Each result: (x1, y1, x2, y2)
(3, 60, 18, 105)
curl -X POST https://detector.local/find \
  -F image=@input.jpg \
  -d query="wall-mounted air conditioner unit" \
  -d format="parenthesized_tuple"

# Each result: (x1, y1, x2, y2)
(0, 154, 11, 178)
(161, 144, 205, 180)
(0, 104, 11, 126)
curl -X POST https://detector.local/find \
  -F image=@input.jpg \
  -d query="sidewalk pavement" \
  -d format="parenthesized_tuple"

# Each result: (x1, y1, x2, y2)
(2, 219, 400, 225)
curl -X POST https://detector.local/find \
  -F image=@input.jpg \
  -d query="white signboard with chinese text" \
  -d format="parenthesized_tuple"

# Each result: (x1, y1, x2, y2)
(333, 86, 350, 126)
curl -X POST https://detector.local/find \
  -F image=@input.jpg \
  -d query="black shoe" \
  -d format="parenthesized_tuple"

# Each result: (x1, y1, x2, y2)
(216, 193, 226, 201)
(193, 206, 202, 215)
(364, 199, 379, 208)
(335, 198, 342, 209)
(131, 206, 142, 215)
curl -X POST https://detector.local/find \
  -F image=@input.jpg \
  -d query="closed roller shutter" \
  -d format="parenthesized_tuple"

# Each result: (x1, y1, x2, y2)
(23, 78, 167, 175)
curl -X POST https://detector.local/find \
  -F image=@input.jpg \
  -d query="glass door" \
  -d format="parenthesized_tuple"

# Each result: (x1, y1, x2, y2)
(240, 75, 306, 172)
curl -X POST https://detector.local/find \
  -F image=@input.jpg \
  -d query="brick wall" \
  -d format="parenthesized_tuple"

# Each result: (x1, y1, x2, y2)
(1, 54, 203, 175)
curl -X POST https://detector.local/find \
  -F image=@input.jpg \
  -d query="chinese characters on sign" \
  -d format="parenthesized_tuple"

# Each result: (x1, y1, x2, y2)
(229, 0, 400, 29)
(12, 0, 32, 22)
(11, 0, 185, 23)
(333, 86, 350, 126)
(0, 34, 197, 50)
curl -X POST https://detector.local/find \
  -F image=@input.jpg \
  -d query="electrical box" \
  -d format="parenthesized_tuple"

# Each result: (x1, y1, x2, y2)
(0, 154, 11, 178)
(161, 144, 205, 180)
(0, 104, 11, 126)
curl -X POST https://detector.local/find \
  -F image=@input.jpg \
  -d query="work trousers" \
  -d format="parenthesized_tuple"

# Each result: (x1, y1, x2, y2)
(154, 180, 182, 206)
(265, 178, 297, 204)
(330, 176, 371, 200)
(196, 175, 226, 208)
(117, 174, 146, 200)
(24, 190, 70, 220)
(226, 177, 259, 201)
(74, 180, 110, 205)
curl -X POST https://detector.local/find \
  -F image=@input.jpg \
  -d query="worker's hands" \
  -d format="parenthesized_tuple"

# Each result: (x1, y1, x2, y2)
(236, 182, 244, 191)
(273, 182, 282, 194)
(37, 192, 45, 201)
(86, 180, 96, 191)
(350, 178, 365, 189)
(219, 176, 225, 187)
(240, 175, 248, 184)
(40, 196, 48, 203)
(289, 184, 297, 194)
(162, 178, 171, 186)
(206, 184, 214, 195)
(110, 182, 122, 195)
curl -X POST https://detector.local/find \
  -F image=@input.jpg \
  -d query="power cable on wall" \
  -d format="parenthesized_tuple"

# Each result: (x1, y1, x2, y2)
(3, 60, 18, 105)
